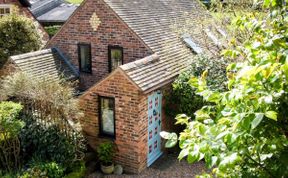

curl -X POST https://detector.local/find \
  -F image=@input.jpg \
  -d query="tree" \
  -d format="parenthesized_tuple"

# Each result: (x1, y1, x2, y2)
(162, 0, 288, 177)
(0, 7, 42, 67)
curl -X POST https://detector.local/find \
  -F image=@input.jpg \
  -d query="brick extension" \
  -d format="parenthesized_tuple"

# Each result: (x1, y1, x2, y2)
(80, 69, 171, 173)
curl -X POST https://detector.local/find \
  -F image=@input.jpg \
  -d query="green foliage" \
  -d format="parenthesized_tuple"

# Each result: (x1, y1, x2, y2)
(19, 116, 85, 167)
(0, 72, 86, 177)
(21, 161, 64, 178)
(0, 102, 24, 172)
(97, 142, 115, 166)
(44, 25, 61, 38)
(162, 1, 288, 177)
(0, 72, 83, 120)
(63, 161, 86, 178)
(0, 102, 24, 139)
(165, 55, 227, 118)
(0, 8, 42, 67)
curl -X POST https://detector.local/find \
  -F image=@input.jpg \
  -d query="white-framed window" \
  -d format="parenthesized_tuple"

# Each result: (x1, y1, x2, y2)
(0, 4, 12, 17)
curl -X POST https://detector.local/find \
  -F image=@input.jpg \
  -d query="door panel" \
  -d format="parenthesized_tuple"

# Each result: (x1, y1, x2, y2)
(147, 91, 162, 166)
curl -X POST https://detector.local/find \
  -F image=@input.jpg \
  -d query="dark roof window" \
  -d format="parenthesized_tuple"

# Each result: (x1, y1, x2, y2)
(181, 34, 203, 54)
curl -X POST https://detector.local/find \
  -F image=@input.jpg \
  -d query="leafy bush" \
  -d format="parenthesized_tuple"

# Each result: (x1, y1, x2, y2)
(0, 72, 82, 121)
(63, 161, 86, 178)
(97, 142, 115, 166)
(0, 7, 42, 67)
(0, 101, 24, 172)
(20, 116, 85, 167)
(165, 55, 227, 118)
(22, 161, 64, 178)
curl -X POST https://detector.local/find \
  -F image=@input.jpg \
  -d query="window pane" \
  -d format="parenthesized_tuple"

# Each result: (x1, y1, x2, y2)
(5, 8, 10, 14)
(0, 9, 4, 15)
(110, 48, 122, 71)
(100, 98, 115, 136)
(79, 45, 91, 73)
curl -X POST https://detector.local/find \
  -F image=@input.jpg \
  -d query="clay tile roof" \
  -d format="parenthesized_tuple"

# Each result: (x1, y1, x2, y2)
(105, 0, 217, 92)
(9, 48, 79, 81)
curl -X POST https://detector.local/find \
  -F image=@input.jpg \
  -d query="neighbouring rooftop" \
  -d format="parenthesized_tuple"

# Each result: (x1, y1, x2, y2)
(9, 48, 79, 81)
(29, 0, 78, 23)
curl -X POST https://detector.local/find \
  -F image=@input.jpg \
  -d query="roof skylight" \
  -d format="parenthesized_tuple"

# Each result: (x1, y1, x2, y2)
(181, 34, 203, 54)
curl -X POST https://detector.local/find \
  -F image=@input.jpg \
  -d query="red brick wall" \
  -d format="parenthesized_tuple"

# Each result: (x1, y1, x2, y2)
(0, 0, 49, 45)
(79, 69, 144, 173)
(0, 60, 17, 77)
(79, 70, 175, 173)
(47, 0, 152, 90)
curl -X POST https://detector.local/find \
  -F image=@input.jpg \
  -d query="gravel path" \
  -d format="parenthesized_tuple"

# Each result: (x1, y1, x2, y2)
(87, 153, 207, 178)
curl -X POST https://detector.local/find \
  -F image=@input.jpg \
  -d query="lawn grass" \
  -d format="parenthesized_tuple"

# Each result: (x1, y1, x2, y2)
(65, 0, 83, 4)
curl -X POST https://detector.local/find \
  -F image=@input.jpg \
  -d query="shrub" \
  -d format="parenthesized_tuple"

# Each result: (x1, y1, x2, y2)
(63, 161, 86, 178)
(20, 116, 85, 167)
(0, 7, 42, 67)
(165, 55, 228, 118)
(0, 72, 82, 121)
(0, 101, 24, 172)
(22, 161, 64, 178)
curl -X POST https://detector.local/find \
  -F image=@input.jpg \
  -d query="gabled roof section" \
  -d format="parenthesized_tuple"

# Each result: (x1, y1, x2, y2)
(19, 0, 31, 7)
(9, 48, 79, 81)
(104, 0, 214, 92)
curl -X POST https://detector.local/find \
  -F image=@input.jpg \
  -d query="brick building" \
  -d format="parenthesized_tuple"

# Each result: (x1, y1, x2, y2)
(0, 0, 49, 43)
(6, 0, 224, 174)
(52, 0, 220, 173)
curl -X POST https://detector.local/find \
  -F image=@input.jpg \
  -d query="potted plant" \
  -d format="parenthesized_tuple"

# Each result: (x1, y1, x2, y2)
(97, 142, 115, 174)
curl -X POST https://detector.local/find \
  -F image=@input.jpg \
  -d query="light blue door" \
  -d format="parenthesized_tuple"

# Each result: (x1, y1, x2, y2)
(147, 91, 163, 166)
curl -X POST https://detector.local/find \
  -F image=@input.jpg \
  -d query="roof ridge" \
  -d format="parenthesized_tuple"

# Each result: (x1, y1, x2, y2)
(120, 53, 159, 71)
(10, 49, 53, 61)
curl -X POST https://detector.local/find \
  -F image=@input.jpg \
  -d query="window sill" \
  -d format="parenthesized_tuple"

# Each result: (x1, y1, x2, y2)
(98, 134, 116, 140)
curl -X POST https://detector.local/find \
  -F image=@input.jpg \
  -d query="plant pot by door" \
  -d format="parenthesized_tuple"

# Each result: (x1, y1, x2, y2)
(101, 163, 114, 174)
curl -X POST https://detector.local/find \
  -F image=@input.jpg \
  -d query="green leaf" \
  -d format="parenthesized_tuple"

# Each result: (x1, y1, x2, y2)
(265, 111, 278, 121)
(165, 139, 178, 148)
(160, 132, 178, 148)
(160, 131, 171, 139)
(187, 151, 199, 164)
(175, 114, 190, 125)
(251, 113, 264, 129)
(178, 148, 189, 160)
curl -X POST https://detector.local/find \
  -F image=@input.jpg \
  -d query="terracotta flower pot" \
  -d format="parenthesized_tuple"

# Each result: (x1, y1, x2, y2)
(101, 163, 114, 174)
